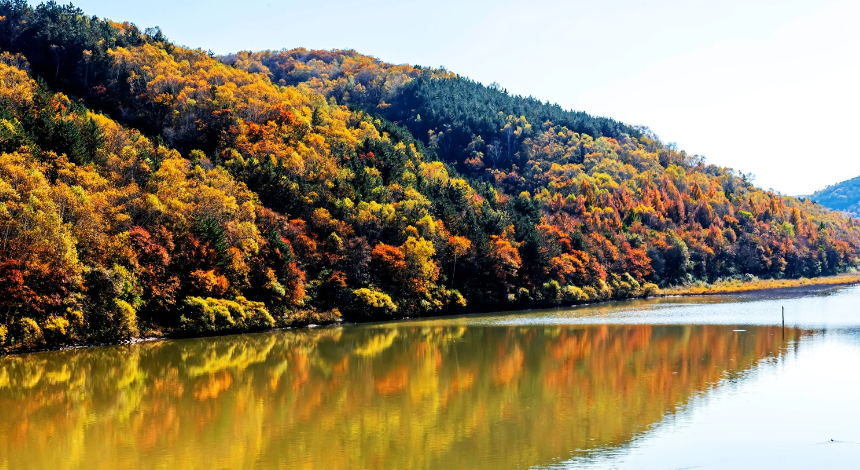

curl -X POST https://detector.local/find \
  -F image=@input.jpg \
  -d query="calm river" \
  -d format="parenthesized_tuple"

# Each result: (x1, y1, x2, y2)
(2, 286, 860, 469)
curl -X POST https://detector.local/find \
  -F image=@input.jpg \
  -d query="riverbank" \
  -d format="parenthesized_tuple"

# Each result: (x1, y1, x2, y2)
(4, 273, 860, 356)
(660, 272, 860, 296)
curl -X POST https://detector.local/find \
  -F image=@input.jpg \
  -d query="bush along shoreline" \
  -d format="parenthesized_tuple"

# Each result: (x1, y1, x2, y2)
(8, 275, 860, 355)
(3, 277, 662, 354)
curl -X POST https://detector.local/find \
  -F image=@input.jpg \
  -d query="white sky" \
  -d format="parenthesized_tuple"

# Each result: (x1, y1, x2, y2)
(69, 0, 860, 195)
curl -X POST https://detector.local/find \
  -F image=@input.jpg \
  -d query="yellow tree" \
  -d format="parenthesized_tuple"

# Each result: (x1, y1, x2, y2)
(447, 235, 472, 287)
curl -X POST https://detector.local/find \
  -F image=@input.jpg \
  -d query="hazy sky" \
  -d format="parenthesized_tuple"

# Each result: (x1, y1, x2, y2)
(67, 0, 859, 195)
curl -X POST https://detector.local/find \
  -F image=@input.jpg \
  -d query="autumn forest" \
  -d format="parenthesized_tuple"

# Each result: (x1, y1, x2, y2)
(0, 1, 858, 350)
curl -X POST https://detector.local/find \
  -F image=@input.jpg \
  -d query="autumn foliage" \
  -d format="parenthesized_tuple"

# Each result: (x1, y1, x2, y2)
(0, 1, 858, 350)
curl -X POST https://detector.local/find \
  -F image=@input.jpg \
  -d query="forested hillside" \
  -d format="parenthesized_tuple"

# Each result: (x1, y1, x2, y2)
(809, 175, 860, 216)
(220, 49, 641, 173)
(0, 1, 858, 350)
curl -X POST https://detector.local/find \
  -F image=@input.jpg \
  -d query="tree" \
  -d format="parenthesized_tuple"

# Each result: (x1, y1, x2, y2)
(447, 235, 471, 287)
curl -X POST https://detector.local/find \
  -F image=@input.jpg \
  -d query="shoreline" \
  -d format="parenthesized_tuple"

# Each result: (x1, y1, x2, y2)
(3, 273, 860, 357)
(658, 272, 860, 297)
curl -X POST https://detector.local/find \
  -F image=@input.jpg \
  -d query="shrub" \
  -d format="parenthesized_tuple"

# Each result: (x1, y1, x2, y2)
(613, 282, 634, 299)
(42, 315, 71, 344)
(447, 289, 467, 308)
(516, 287, 532, 303)
(582, 286, 598, 301)
(238, 299, 277, 329)
(350, 288, 398, 319)
(0, 325, 7, 346)
(179, 296, 275, 334)
(283, 308, 342, 327)
(597, 281, 614, 300)
(561, 285, 588, 303)
(541, 280, 562, 305)
(622, 273, 641, 292)
(18, 318, 44, 348)
(642, 283, 660, 297)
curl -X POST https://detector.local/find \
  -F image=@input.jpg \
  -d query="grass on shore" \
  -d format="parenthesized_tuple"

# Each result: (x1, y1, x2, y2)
(661, 272, 860, 296)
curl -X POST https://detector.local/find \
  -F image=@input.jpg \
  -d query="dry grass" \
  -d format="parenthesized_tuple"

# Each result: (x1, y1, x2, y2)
(661, 272, 860, 296)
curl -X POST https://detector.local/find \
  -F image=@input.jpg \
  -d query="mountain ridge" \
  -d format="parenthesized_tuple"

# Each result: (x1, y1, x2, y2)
(807, 174, 860, 216)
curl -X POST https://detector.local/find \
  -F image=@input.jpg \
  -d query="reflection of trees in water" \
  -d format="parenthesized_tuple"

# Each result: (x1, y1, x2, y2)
(0, 325, 802, 470)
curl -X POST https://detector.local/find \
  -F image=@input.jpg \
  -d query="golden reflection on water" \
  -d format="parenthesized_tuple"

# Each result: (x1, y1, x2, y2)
(0, 324, 801, 470)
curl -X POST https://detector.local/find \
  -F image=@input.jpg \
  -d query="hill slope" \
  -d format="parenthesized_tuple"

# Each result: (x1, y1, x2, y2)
(0, 2, 858, 350)
(808, 175, 860, 215)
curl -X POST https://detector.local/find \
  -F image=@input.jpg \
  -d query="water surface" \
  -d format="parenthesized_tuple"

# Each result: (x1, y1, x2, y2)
(2, 285, 860, 469)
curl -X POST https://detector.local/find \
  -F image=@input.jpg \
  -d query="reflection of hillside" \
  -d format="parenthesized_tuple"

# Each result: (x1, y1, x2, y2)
(0, 325, 802, 470)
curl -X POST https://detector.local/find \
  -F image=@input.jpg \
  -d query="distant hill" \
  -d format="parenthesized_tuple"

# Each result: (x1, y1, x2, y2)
(809, 176, 860, 215)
